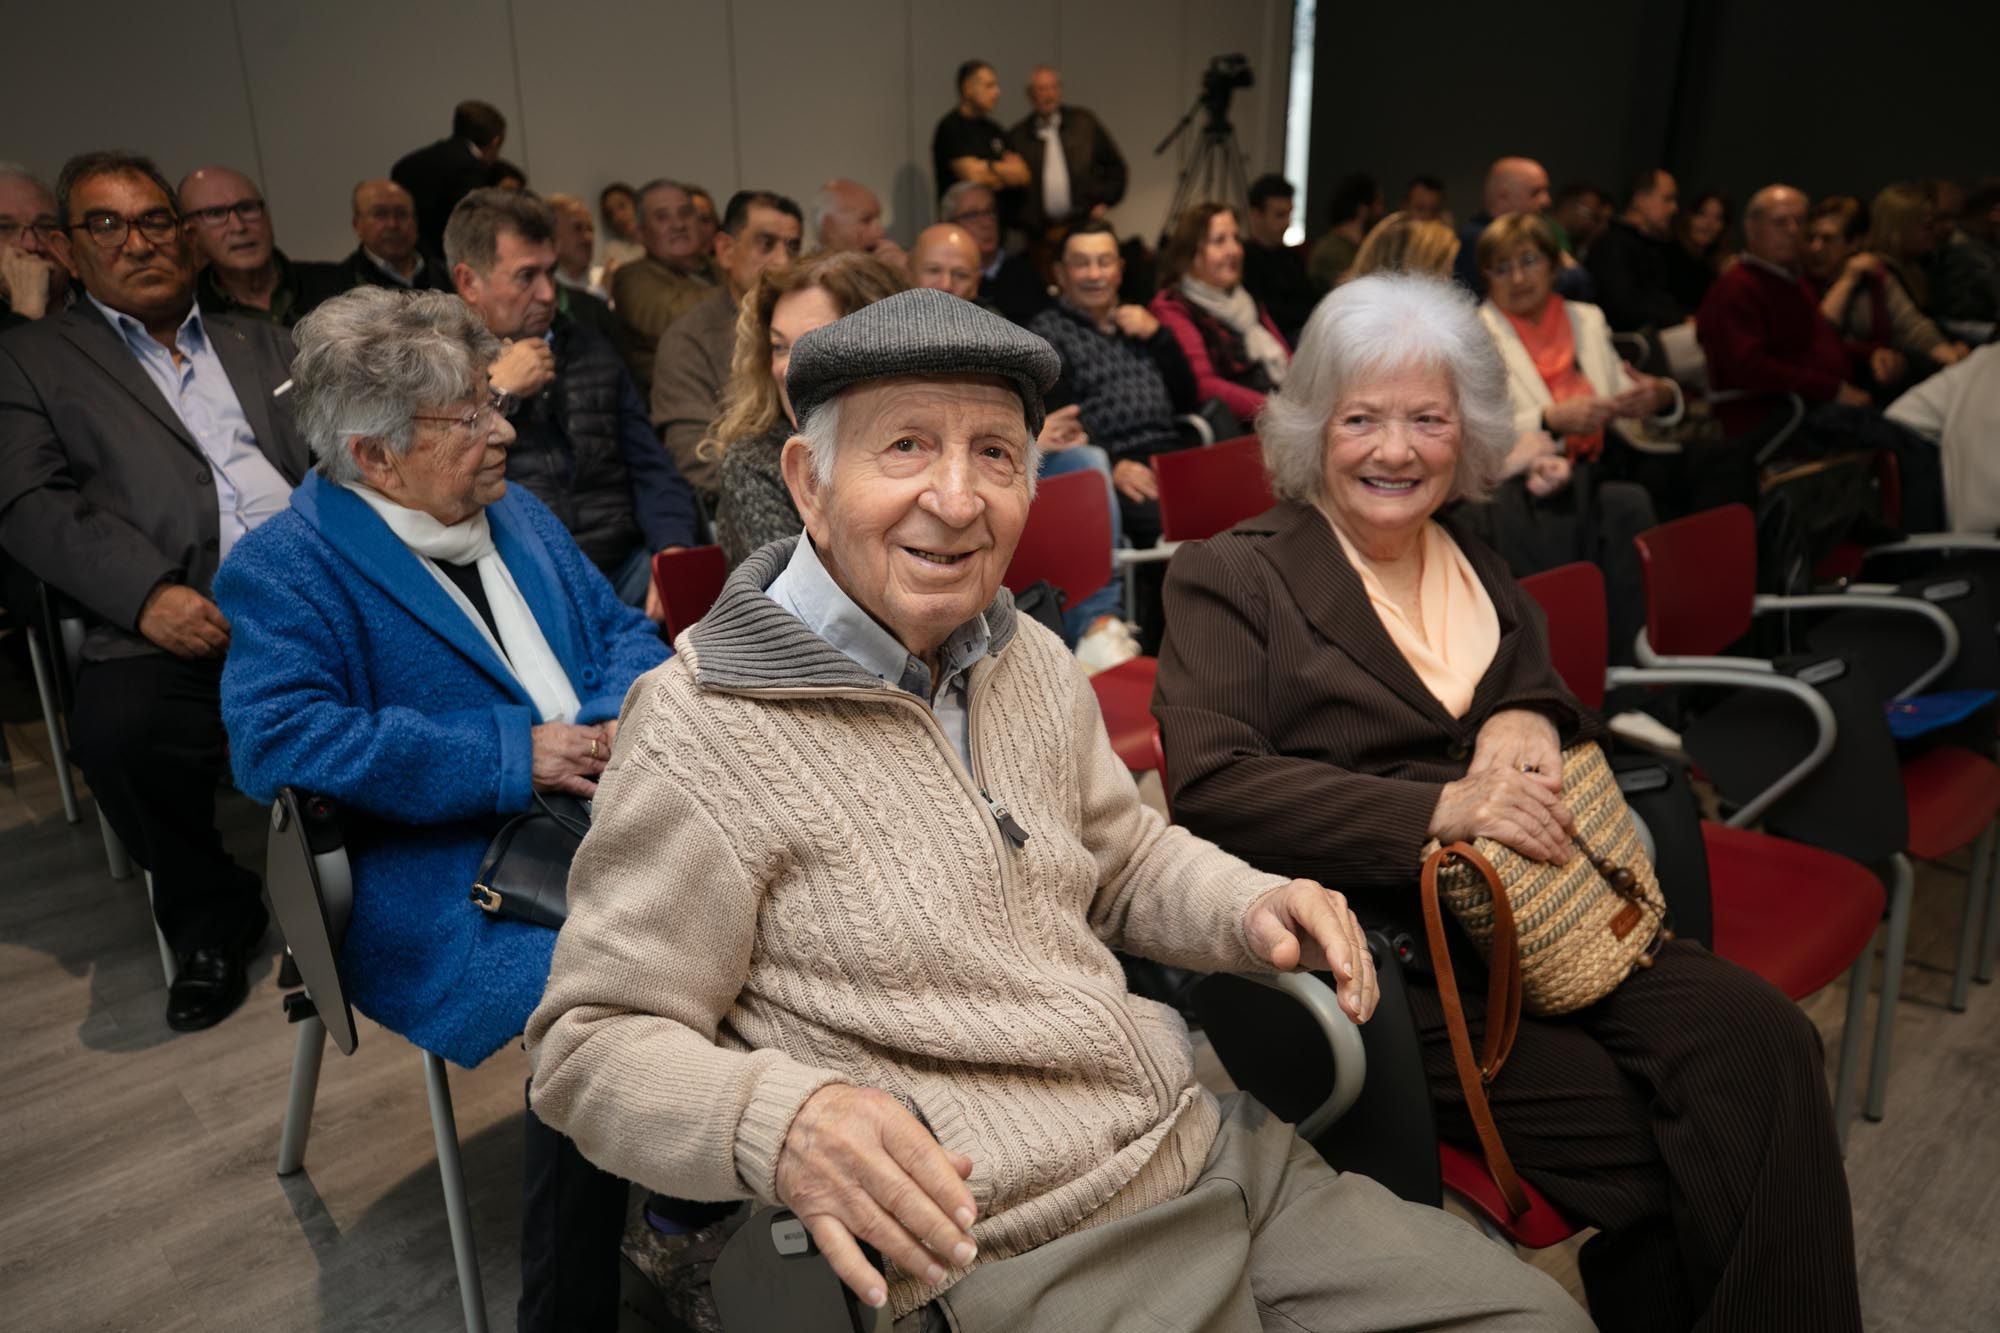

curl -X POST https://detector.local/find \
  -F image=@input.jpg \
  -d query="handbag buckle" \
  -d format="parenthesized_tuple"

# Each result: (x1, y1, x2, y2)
(470, 883, 503, 914)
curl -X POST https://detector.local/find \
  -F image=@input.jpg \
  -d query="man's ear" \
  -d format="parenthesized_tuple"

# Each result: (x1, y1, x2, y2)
(780, 434, 825, 541)
(713, 229, 736, 270)
(451, 262, 478, 302)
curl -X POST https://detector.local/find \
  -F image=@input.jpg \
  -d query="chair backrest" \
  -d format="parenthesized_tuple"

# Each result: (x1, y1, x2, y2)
(1004, 469, 1111, 607)
(1517, 562, 1608, 710)
(651, 545, 729, 641)
(266, 788, 359, 1055)
(1154, 436, 1274, 543)
(1633, 504, 1758, 657)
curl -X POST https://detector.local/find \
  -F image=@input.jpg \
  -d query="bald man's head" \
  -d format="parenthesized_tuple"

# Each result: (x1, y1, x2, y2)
(911, 223, 981, 299)
(178, 165, 273, 275)
(352, 178, 419, 268)
(1484, 157, 1551, 217)
(816, 178, 885, 253)
(1743, 184, 1807, 269)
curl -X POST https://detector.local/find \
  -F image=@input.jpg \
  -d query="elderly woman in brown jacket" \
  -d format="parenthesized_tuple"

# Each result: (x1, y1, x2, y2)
(1155, 272, 1862, 1333)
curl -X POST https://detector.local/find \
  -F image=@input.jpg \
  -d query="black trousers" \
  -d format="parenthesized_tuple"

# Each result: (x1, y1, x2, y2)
(66, 653, 262, 959)
(518, 1096, 629, 1332)
(1406, 940, 1861, 1333)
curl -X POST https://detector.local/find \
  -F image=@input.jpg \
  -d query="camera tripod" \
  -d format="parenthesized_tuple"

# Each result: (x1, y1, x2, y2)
(1155, 97, 1252, 240)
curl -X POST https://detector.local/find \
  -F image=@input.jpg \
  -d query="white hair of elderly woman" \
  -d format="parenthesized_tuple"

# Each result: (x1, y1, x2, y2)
(795, 393, 1044, 493)
(1257, 272, 1515, 507)
(290, 287, 503, 487)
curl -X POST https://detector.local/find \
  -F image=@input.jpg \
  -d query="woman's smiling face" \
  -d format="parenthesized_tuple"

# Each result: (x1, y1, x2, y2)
(1318, 361, 1461, 555)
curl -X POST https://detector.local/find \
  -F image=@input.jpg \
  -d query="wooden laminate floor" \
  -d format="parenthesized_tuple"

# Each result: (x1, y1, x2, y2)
(1, 715, 1996, 1332)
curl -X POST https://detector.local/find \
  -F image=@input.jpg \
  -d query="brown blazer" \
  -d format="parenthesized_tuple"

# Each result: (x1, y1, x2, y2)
(1153, 500, 1600, 930)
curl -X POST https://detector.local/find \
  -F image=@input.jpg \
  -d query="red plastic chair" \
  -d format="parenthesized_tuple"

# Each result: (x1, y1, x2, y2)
(650, 545, 728, 641)
(1005, 470, 1160, 772)
(1521, 561, 1886, 1133)
(1153, 436, 1275, 543)
(1631, 507, 2000, 1122)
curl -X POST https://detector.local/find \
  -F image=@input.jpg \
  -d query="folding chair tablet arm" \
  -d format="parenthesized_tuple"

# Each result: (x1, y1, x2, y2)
(1238, 970, 1367, 1140)
(1752, 592, 1960, 699)
(1605, 664, 1838, 829)
(1705, 389, 1806, 466)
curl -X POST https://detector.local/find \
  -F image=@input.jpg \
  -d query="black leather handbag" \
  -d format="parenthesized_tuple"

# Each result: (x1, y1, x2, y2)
(468, 792, 590, 929)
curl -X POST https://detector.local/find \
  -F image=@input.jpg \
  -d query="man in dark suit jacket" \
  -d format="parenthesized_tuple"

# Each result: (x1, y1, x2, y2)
(0, 151, 309, 1031)
(340, 179, 454, 296)
(391, 99, 507, 258)
(1005, 65, 1128, 234)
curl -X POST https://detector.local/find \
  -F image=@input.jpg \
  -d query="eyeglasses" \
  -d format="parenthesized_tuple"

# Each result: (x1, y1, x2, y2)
(68, 209, 181, 249)
(411, 389, 516, 436)
(0, 218, 61, 246)
(949, 207, 999, 223)
(1484, 251, 1548, 281)
(184, 198, 267, 229)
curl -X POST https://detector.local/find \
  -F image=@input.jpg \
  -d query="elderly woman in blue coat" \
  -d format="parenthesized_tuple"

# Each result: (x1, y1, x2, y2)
(214, 286, 667, 1332)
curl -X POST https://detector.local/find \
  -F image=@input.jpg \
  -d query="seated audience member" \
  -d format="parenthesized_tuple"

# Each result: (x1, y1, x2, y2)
(943, 180, 1051, 324)
(447, 189, 697, 611)
(489, 159, 528, 192)
(610, 178, 719, 390)
(597, 181, 645, 278)
(1306, 173, 1383, 292)
(1454, 157, 1592, 302)
(1927, 177, 2000, 326)
(0, 151, 307, 1030)
(1475, 213, 1671, 655)
(931, 58, 1029, 204)
(1151, 203, 1289, 424)
(1861, 183, 1970, 367)
(392, 98, 507, 258)
(652, 189, 803, 499)
(909, 222, 982, 300)
(709, 251, 906, 565)
(179, 166, 347, 325)
(0, 165, 67, 328)
(1005, 64, 1128, 234)
(1347, 211, 1461, 281)
(548, 193, 607, 298)
(216, 288, 665, 1333)
(1698, 184, 1893, 433)
(1155, 270, 1862, 1333)
(1403, 173, 1450, 226)
(1886, 340, 2000, 534)
(1668, 189, 1731, 313)
(1584, 169, 1691, 334)
(1240, 172, 1318, 344)
(813, 178, 908, 273)
(1551, 183, 1608, 260)
(525, 285, 1588, 1333)
(344, 179, 453, 295)
(1807, 196, 1965, 383)
(688, 186, 719, 256)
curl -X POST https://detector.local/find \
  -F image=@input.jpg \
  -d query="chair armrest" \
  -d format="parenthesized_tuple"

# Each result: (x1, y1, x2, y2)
(1237, 970, 1366, 1140)
(1611, 331, 1652, 367)
(1707, 390, 1806, 465)
(1867, 533, 2000, 559)
(1177, 413, 1216, 447)
(1114, 541, 1182, 567)
(1753, 593, 1959, 698)
(1604, 665, 1838, 828)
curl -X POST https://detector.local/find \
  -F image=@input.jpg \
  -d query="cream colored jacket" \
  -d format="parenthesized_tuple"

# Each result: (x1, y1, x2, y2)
(1480, 297, 1685, 451)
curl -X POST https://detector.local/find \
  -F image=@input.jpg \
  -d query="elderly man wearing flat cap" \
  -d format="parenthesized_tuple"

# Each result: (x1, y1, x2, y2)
(525, 289, 1586, 1332)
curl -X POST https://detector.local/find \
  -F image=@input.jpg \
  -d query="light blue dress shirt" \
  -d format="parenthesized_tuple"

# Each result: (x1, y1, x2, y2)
(88, 294, 293, 562)
(766, 536, 991, 771)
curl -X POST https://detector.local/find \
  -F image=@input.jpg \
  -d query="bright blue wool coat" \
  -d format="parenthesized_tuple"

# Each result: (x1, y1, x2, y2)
(216, 473, 668, 1066)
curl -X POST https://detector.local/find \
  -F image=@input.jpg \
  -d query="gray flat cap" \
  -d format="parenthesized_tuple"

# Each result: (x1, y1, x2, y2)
(785, 287, 1062, 438)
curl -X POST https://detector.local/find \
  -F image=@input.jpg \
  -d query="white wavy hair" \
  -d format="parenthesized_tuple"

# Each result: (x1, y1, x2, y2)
(1256, 272, 1514, 507)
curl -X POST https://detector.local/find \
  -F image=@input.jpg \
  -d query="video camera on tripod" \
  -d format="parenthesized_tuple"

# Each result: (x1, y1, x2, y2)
(1157, 54, 1256, 239)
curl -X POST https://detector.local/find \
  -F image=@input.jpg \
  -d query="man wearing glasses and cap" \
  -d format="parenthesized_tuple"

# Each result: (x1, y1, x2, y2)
(0, 150, 307, 1033)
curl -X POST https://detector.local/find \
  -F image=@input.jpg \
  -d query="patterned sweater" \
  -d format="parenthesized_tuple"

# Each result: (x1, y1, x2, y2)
(526, 538, 1285, 1316)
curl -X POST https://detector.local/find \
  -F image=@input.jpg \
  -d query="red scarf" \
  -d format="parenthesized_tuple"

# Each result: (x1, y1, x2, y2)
(1501, 296, 1603, 461)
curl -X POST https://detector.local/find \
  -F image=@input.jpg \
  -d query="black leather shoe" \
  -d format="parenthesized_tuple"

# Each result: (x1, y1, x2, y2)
(165, 947, 251, 1031)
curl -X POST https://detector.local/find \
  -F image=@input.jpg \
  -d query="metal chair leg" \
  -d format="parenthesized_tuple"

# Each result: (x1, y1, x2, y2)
(98, 808, 132, 880)
(24, 628, 80, 825)
(1864, 855, 1916, 1122)
(276, 1015, 327, 1175)
(1980, 828, 2000, 985)
(424, 1052, 490, 1333)
(1832, 944, 1872, 1150)
(1951, 823, 1996, 1011)
(144, 871, 176, 986)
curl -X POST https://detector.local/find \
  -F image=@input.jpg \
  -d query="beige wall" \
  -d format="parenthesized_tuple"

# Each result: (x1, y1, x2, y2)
(3, 0, 1292, 263)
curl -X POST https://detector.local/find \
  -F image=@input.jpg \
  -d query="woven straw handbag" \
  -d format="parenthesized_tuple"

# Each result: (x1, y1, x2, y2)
(1418, 741, 1671, 1215)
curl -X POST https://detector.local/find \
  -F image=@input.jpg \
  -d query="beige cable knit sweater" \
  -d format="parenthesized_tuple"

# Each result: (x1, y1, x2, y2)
(526, 539, 1286, 1316)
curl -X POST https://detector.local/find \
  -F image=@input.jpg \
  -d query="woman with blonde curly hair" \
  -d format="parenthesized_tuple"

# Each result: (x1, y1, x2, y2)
(1346, 211, 1462, 281)
(705, 250, 907, 565)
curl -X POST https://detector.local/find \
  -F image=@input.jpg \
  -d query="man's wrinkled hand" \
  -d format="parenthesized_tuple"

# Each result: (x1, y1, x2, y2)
(1243, 879, 1377, 1021)
(489, 338, 556, 399)
(137, 584, 231, 659)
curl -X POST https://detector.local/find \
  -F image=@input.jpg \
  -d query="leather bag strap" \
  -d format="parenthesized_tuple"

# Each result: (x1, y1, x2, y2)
(1420, 841, 1530, 1217)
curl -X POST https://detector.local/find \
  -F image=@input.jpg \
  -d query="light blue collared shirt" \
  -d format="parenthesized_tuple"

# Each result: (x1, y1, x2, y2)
(766, 537, 991, 771)
(88, 294, 292, 562)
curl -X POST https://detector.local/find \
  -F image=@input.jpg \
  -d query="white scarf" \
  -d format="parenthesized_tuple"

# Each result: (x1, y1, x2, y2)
(1179, 275, 1289, 388)
(344, 484, 582, 723)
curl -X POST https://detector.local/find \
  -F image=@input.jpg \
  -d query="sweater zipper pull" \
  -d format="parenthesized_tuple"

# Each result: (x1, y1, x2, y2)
(979, 788, 1029, 849)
